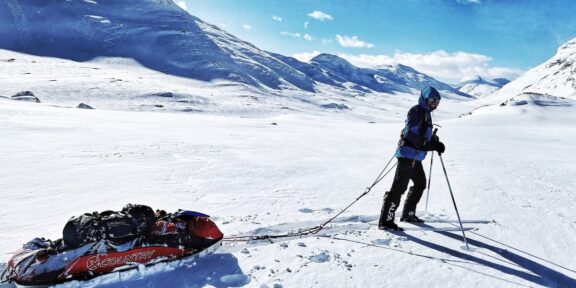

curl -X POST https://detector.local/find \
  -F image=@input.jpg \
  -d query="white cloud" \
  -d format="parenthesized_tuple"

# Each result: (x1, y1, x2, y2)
(340, 50, 523, 83)
(304, 21, 310, 29)
(272, 15, 282, 22)
(303, 34, 314, 41)
(294, 50, 523, 83)
(176, 1, 188, 11)
(336, 35, 374, 48)
(280, 31, 301, 38)
(308, 11, 333, 21)
(243, 24, 252, 31)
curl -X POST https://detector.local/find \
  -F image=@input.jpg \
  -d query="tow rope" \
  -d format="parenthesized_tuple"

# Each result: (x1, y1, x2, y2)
(223, 155, 397, 242)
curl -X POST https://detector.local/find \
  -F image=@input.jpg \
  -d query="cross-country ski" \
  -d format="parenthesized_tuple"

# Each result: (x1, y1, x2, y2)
(393, 226, 477, 232)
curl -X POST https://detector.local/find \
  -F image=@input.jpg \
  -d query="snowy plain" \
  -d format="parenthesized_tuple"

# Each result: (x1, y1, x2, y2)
(1, 50, 576, 288)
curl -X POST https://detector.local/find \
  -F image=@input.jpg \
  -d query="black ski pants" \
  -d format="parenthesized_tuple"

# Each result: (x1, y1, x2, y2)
(379, 157, 426, 225)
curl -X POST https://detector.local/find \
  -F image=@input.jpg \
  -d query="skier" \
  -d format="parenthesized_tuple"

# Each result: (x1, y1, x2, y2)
(378, 86, 445, 231)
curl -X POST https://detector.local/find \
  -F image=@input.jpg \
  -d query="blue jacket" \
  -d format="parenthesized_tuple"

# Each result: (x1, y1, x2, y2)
(395, 87, 440, 161)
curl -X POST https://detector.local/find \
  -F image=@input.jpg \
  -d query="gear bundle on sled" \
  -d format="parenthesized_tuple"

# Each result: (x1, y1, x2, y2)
(2, 204, 224, 287)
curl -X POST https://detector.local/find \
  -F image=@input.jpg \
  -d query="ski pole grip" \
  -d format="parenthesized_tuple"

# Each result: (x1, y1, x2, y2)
(432, 128, 438, 136)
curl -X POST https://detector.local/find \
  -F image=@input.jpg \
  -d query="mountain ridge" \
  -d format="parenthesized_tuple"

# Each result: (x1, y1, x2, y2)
(484, 37, 576, 104)
(0, 0, 471, 99)
(457, 75, 510, 98)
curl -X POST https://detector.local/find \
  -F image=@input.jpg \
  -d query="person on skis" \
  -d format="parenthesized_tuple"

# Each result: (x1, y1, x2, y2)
(378, 86, 446, 231)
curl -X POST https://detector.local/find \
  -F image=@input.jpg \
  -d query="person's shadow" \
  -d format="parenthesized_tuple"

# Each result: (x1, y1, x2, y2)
(402, 224, 576, 287)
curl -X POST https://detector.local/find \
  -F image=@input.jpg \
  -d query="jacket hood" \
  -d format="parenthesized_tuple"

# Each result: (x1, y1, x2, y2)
(418, 86, 441, 111)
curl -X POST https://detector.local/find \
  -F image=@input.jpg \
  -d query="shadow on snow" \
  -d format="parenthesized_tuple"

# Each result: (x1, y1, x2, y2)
(0, 253, 249, 288)
(404, 224, 576, 288)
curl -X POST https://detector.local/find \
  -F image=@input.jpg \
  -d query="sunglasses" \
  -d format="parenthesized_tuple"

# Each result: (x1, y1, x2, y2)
(427, 98, 441, 105)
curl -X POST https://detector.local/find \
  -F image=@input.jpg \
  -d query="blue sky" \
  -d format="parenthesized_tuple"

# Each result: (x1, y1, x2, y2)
(179, 0, 576, 83)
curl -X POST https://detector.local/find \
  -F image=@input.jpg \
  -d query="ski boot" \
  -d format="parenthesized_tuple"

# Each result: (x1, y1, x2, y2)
(378, 221, 404, 231)
(400, 214, 424, 223)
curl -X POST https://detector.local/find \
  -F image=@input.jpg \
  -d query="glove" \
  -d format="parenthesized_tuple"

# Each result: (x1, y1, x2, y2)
(423, 140, 445, 154)
(435, 142, 445, 154)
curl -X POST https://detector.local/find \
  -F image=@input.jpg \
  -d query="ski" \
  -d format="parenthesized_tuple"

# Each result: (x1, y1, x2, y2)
(400, 226, 477, 232)
(418, 219, 493, 224)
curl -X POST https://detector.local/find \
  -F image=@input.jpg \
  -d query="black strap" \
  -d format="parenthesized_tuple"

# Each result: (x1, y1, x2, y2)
(399, 105, 432, 149)
(421, 113, 431, 139)
(1, 265, 13, 283)
(399, 137, 417, 149)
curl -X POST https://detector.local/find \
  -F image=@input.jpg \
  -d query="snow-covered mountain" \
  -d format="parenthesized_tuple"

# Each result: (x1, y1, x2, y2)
(485, 37, 576, 105)
(0, 0, 316, 92)
(0, 48, 477, 120)
(0, 0, 470, 99)
(457, 76, 510, 98)
(272, 53, 473, 98)
(374, 62, 473, 98)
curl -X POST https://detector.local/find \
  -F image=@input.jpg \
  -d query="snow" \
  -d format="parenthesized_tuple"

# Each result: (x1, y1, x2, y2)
(0, 50, 474, 121)
(459, 82, 501, 98)
(457, 75, 509, 98)
(1, 2, 576, 287)
(1, 48, 576, 288)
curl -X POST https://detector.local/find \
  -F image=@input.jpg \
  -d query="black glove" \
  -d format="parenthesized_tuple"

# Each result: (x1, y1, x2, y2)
(423, 140, 445, 154)
(435, 142, 445, 154)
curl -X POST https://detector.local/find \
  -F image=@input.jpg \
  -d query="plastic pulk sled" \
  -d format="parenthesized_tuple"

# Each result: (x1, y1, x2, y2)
(1, 204, 223, 287)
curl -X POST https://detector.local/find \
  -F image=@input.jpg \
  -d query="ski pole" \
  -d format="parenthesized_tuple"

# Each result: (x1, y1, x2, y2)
(425, 152, 434, 213)
(438, 153, 470, 251)
(425, 128, 438, 213)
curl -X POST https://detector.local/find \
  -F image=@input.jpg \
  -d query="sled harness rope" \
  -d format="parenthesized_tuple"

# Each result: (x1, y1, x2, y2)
(0, 267, 13, 284)
(222, 155, 398, 242)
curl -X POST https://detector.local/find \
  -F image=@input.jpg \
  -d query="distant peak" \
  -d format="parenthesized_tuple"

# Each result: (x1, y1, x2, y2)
(311, 53, 349, 63)
(491, 78, 510, 86)
(459, 75, 510, 88)
(374, 64, 394, 70)
(375, 63, 418, 74)
(459, 75, 484, 83)
(394, 63, 415, 71)
(313, 53, 338, 58)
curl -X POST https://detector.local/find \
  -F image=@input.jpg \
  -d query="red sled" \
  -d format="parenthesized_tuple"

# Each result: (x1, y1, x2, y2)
(1, 205, 224, 287)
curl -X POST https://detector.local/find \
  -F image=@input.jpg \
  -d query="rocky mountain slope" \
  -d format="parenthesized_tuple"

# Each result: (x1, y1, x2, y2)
(485, 37, 576, 105)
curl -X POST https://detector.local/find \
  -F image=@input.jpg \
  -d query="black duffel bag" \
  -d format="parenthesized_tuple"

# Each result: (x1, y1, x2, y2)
(63, 204, 156, 248)
(122, 203, 155, 236)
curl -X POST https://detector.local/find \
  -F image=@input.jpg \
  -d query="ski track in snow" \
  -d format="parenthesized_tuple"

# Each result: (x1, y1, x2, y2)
(1, 51, 576, 287)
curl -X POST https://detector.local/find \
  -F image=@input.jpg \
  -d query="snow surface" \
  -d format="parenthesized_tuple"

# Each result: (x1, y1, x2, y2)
(0, 50, 473, 120)
(1, 48, 576, 288)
